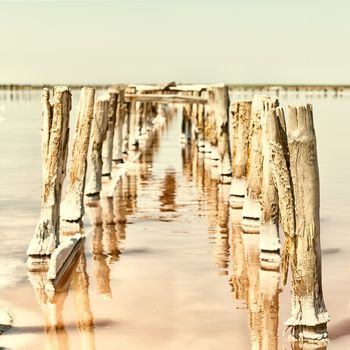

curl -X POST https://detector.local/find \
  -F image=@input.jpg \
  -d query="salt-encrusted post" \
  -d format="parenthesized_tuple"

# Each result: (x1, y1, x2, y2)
(229, 100, 251, 208)
(121, 102, 130, 156)
(128, 100, 138, 151)
(27, 87, 71, 269)
(259, 104, 281, 260)
(139, 102, 149, 148)
(60, 87, 95, 227)
(196, 91, 206, 152)
(241, 96, 278, 233)
(112, 89, 125, 164)
(181, 94, 192, 143)
(102, 89, 118, 177)
(190, 91, 200, 142)
(211, 85, 232, 183)
(287, 105, 329, 342)
(270, 105, 329, 342)
(85, 97, 109, 198)
(206, 90, 219, 164)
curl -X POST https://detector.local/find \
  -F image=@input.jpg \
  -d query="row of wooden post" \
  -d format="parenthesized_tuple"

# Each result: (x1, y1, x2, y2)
(26, 82, 329, 344)
(181, 84, 329, 343)
(27, 85, 173, 275)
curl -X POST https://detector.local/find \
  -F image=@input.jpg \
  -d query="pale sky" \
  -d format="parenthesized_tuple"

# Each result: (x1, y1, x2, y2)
(1, 0, 350, 85)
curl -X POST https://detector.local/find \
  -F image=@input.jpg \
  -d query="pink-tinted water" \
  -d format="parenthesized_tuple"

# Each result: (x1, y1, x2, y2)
(0, 88, 349, 349)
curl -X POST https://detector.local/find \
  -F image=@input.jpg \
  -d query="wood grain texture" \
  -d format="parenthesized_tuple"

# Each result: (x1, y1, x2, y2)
(27, 87, 72, 262)
(61, 87, 95, 223)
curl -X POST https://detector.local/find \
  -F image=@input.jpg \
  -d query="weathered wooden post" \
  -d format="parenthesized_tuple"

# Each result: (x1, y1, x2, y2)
(128, 100, 138, 151)
(270, 104, 329, 342)
(287, 104, 329, 342)
(85, 96, 109, 198)
(112, 89, 125, 164)
(190, 91, 200, 142)
(211, 85, 232, 183)
(206, 89, 219, 164)
(229, 100, 251, 208)
(181, 93, 192, 143)
(121, 102, 130, 156)
(196, 90, 206, 152)
(139, 102, 149, 148)
(102, 89, 118, 177)
(241, 95, 278, 233)
(259, 104, 281, 261)
(60, 87, 95, 229)
(27, 87, 71, 270)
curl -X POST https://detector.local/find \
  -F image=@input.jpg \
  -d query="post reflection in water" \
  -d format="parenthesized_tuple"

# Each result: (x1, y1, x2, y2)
(194, 147, 206, 216)
(203, 154, 230, 276)
(102, 196, 121, 264)
(27, 244, 88, 350)
(181, 142, 193, 184)
(89, 200, 112, 299)
(230, 223, 247, 302)
(125, 172, 137, 216)
(190, 141, 283, 349)
(28, 271, 70, 350)
(159, 168, 176, 212)
(113, 177, 128, 242)
(70, 252, 96, 350)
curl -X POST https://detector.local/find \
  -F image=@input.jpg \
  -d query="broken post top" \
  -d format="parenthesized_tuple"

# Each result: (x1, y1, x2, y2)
(287, 104, 315, 141)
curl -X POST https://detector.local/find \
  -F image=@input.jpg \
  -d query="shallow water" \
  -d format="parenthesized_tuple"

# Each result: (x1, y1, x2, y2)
(0, 89, 349, 349)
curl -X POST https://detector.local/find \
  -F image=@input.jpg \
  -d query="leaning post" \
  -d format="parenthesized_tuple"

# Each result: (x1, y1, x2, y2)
(60, 87, 95, 228)
(229, 100, 251, 208)
(27, 87, 72, 270)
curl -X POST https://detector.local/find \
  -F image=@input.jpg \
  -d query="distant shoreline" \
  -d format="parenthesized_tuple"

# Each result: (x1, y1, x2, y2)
(1, 83, 350, 91)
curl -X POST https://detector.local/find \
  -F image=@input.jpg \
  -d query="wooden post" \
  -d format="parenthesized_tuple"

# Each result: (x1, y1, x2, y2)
(112, 89, 125, 164)
(229, 100, 251, 208)
(259, 105, 281, 260)
(241, 95, 278, 233)
(85, 96, 109, 198)
(196, 91, 206, 152)
(211, 86, 232, 182)
(129, 101, 142, 151)
(286, 105, 329, 342)
(122, 102, 130, 155)
(61, 87, 95, 226)
(102, 89, 118, 177)
(139, 102, 149, 148)
(128, 100, 138, 151)
(206, 89, 219, 164)
(27, 87, 71, 269)
(270, 104, 329, 342)
(190, 91, 200, 142)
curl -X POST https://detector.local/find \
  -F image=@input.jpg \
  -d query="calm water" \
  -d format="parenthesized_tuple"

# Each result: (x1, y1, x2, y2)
(0, 88, 349, 349)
